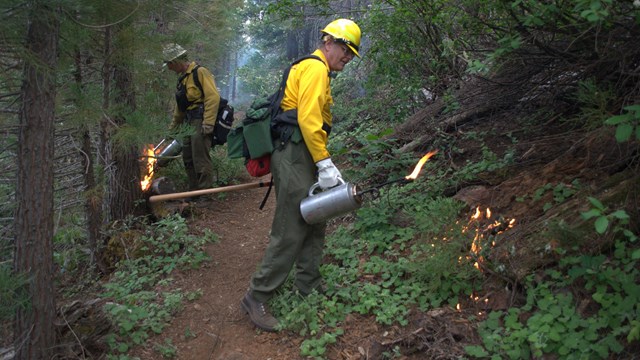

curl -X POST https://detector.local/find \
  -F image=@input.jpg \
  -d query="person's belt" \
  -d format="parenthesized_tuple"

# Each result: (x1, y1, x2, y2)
(186, 103, 204, 121)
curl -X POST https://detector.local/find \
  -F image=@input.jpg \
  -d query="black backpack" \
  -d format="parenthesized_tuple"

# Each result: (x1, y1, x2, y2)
(226, 55, 325, 209)
(191, 65, 235, 146)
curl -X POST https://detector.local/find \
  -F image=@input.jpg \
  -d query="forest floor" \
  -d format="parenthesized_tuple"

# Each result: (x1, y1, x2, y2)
(124, 114, 640, 359)
(132, 179, 317, 360)
(129, 173, 478, 360)
(26, 97, 630, 360)
(127, 159, 524, 359)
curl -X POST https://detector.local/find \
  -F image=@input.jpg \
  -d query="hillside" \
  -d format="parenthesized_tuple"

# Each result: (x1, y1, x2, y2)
(121, 68, 639, 359)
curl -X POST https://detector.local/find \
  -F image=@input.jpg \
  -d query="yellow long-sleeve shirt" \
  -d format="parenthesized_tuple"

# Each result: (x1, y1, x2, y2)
(171, 62, 221, 128)
(280, 50, 333, 163)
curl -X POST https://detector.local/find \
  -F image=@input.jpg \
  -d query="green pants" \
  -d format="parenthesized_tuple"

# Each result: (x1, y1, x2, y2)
(182, 117, 214, 190)
(250, 139, 326, 302)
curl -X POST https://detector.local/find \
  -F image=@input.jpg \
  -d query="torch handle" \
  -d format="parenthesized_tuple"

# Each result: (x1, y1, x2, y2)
(148, 181, 272, 203)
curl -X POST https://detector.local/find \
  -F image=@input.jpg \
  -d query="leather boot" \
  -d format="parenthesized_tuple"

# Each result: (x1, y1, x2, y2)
(240, 292, 279, 332)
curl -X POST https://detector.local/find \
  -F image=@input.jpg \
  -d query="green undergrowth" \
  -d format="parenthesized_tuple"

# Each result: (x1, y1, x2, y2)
(0, 264, 30, 321)
(461, 115, 640, 360)
(466, 206, 639, 359)
(101, 214, 214, 359)
(271, 175, 485, 359)
(270, 177, 639, 359)
(269, 121, 639, 359)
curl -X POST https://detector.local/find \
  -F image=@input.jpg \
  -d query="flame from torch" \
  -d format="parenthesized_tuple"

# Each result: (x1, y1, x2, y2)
(405, 150, 438, 180)
(357, 150, 438, 196)
(140, 144, 157, 192)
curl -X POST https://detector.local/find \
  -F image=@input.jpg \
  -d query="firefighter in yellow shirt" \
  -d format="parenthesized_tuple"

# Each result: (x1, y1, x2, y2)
(241, 19, 362, 332)
(163, 43, 221, 191)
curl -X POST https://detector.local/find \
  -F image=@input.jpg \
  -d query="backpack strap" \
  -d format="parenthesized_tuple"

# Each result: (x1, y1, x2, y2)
(191, 65, 203, 100)
(269, 54, 324, 118)
(192, 65, 230, 109)
(258, 175, 273, 210)
(259, 55, 325, 210)
(255, 56, 325, 211)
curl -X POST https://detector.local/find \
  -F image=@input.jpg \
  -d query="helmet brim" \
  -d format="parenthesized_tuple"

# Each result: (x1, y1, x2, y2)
(346, 44, 360, 58)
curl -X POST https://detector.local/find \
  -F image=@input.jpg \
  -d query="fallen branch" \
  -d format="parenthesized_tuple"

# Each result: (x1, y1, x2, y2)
(380, 327, 425, 346)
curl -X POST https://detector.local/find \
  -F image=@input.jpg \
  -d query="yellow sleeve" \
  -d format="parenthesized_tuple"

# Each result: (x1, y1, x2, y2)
(294, 59, 332, 163)
(196, 66, 221, 127)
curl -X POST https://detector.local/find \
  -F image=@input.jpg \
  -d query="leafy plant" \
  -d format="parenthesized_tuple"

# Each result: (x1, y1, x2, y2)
(581, 197, 630, 234)
(605, 104, 640, 142)
(300, 328, 344, 359)
(0, 264, 30, 321)
(101, 215, 214, 357)
(467, 207, 639, 359)
(569, 78, 615, 130)
(529, 181, 580, 212)
(153, 338, 177, 358)
(454, 146, 515, 183)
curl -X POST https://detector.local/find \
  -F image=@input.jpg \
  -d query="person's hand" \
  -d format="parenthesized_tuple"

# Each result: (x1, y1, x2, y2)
(316, 158, 342, 189)
(202, 124, 214, 135)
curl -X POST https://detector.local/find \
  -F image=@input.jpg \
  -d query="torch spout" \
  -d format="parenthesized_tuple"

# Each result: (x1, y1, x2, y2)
(356, 177, 411, 197)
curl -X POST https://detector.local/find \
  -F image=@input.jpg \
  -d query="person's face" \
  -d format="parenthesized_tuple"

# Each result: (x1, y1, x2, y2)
(326, 40, 355, 72)
(165, 61, 181, 74)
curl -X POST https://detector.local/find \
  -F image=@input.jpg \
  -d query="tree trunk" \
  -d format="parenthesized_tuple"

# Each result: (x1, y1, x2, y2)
(73, 47, 107, 274)
(286, 30, 299, 60)
(99, 26, 111, 191)
(82, 129, 107, 273)
(13, 3, 59, 359)
(232, 50, 238, 101)
(302, 25, 311, 55)
(108, 30, 143, 221)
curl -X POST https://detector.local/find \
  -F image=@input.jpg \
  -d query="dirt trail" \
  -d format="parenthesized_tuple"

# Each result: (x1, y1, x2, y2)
(136, 182, 304, 360)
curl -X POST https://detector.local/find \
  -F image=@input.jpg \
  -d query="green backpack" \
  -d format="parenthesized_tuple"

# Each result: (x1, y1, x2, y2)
(227, 55, 323, 177)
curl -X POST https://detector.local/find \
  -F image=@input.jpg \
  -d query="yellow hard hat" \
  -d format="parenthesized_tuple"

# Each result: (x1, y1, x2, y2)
(321, 19, 361, 58)
(162, 43, 187, 67)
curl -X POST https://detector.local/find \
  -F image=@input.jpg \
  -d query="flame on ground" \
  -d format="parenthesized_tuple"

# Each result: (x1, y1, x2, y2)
(465, 206, 516, 270)
(405, 150, 438, 180)
(454, 207, 516, 312)
(140, 144, 157, 191)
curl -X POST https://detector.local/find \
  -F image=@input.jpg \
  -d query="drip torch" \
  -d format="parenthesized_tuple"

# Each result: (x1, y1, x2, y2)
(300, 150, 438, 224)
(153, 138, 182, 167)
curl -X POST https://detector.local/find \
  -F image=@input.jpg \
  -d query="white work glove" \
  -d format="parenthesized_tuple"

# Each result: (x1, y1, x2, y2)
(316, 158, 342, 190)
(201, 124, 214, 135)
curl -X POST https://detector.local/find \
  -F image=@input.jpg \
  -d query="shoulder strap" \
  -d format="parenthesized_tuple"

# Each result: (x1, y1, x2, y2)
(269, 55, 324, 117)
(191, 65, 203, 99)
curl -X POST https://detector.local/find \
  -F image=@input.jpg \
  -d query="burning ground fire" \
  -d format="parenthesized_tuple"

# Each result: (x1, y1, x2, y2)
(456, 206, 516, 313)
(140, 144, 157, 192)
(464, 206, 516, 270)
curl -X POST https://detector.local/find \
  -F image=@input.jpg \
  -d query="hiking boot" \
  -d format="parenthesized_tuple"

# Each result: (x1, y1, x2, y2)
(240, 292, 279, 332)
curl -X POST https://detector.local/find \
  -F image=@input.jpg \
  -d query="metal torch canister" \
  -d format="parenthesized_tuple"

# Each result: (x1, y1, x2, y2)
(300, 179, 363, 224)
(154, 139, 182, 167)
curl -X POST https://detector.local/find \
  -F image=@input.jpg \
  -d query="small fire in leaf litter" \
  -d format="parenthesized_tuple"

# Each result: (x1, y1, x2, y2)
(140, 144, 157, 192)
(405, 150, 438, 180)
(464, 206, 516, 270)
